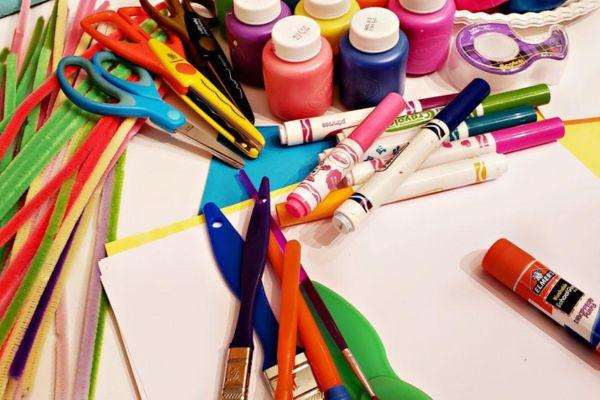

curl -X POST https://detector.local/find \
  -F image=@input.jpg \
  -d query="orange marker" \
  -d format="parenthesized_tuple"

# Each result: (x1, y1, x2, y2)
(275, 241, 302, 400)
(276, 187, 354, 228)
(267, 233, 350, 399)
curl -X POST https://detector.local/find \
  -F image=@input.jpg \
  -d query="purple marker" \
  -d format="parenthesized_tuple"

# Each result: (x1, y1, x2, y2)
(226, 0, 291, 87)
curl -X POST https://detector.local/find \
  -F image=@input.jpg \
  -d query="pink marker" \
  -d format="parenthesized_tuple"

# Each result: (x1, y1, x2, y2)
(342, 118, 565, 186)
(286, 93, 407, 218)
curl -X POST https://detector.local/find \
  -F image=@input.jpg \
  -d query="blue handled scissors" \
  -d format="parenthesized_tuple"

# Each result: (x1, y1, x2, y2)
(57, 51, 244, 168)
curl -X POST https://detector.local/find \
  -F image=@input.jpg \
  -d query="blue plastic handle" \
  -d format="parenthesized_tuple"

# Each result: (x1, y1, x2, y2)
(203, 202, 279, 371)
(56, 51, 186, 132)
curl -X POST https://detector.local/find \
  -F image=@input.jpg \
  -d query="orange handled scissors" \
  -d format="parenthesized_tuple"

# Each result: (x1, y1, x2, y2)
(81, 8, 265, 159)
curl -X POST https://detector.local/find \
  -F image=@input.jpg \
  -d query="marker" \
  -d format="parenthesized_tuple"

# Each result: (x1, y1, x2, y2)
(333, 78, 491, 233)
(286, 93, 407, 219)
(280, 84, 550, 146)
(482, 238, 600, 351)
(279, 94, 453, 146)
(343, 118, 564, 186)
(276, 153, 508, 227)
(323, 105, 538, 162)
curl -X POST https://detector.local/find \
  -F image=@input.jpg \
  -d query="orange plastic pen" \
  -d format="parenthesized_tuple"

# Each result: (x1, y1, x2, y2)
(267, 233, 349, 398)
(275, 241, 302, 400)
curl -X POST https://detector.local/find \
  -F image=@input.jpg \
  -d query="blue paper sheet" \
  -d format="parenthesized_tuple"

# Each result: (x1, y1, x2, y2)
(201, 126, 334, 210)
(1, 0, 50, 18)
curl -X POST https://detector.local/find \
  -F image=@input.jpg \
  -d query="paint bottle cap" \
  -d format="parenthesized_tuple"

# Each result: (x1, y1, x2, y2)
(349, 8, 400, 53)
(398, 0, 447, 13)
(272, 16, 322, 62)
(482, 238, 535, 290)
(234, 0, 282, 25)
(304, 0, 351, 20)
(492, 117, 565, 154)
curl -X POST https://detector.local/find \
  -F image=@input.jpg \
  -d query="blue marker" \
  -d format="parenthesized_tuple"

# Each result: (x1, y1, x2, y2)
(333, 78, 491, 233)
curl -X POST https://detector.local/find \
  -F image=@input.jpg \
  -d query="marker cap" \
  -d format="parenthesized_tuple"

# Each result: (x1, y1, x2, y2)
(234, 0, 282, 25)
(482, 238, 535, 290)
(304, 0, 351, 20)
(349, 8, 400, 54)
(492, 117, 565, 154)
(272, 16, 322, 62)
(398, 0, 447, 13)
(466, 106, 537, 137)
(482, 84, 551, 114)
(436, 78, 491, 132)
(349, 92, 406, 149)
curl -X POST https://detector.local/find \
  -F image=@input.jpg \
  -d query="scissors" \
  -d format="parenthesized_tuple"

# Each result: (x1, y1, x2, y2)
(57, 51, 244, 168)
(139, 0, 254, 124)
(81, 8, 265, 159)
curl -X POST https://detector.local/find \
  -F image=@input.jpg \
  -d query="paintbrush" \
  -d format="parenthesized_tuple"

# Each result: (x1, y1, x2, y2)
(238, 170, 379, 400)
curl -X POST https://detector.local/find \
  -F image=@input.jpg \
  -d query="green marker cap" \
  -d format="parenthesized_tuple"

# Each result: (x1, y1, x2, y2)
(481, 84, 551, 114)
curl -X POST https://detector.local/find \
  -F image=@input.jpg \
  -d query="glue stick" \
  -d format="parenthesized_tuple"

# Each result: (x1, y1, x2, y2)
(482, 239, 600, 351)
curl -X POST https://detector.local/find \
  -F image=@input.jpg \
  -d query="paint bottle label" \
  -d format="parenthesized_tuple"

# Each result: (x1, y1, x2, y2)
(514, 261, 600, 349)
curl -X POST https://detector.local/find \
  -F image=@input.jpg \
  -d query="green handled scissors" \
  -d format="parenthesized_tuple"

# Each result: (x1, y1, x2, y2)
(57, 50, 244, 168)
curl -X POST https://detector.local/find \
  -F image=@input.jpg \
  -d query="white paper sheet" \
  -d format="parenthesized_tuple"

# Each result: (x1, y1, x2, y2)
(100, 142, 600, 400)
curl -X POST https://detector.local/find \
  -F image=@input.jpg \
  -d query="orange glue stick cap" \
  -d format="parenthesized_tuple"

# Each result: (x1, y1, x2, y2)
(482, 238, 536, 289)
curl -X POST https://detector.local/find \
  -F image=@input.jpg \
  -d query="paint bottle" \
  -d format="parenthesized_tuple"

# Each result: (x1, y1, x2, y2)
(263, 16, 334, 120)
(504, 0, 567, 13)
(482, 238, 600, 351)
(294, 0, 360, 54)
(388, 0, 455, 75)
(226, 0, 291, 86)
(339, 8, 409, 110)
(355, 0, 388, 7)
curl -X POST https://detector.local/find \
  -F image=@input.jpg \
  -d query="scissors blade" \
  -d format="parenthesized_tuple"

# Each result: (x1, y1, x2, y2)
(174, 122, 245, 168)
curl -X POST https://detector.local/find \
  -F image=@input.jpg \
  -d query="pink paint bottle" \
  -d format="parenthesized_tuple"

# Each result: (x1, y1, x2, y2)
(388, 0, 455, 75)
(262, 16, 334, 120)
(286, 92, 407, 218)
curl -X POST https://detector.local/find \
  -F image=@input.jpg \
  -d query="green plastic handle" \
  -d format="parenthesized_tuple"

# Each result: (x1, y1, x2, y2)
(312, 282, 432, 400)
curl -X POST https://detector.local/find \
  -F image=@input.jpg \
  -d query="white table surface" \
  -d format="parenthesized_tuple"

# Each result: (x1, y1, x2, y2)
(0, 1, 599, 399)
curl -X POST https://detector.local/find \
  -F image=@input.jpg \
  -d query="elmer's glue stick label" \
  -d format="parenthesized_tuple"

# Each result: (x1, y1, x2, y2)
(482, 238, 600, 350)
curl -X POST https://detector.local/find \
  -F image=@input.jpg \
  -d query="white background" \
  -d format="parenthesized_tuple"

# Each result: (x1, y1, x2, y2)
(0, 0, 599, 399)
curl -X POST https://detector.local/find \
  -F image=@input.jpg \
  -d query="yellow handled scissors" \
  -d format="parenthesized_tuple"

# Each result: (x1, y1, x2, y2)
(81, 7, 265, 159)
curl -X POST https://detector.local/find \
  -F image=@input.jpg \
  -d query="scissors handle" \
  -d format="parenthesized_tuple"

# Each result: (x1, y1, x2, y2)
(181, 10, 255, 123)
(57, 52, 186, 132)
(81, 11, 154, 69)
(139, 0, 188, 40)
(81, 9, 188, 95)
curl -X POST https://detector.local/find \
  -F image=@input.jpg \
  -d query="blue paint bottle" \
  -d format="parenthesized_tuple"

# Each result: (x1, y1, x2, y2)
(339, 7, 408, 110)
(504, 0, 567, 13)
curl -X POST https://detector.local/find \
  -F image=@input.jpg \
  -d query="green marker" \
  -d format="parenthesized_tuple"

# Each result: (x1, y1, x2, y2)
(332, 84, 550, 140)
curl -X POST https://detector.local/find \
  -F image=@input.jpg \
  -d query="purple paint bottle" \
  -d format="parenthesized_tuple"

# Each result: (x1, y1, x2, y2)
(388, 0, 455, 75)
(226, 0, 291, 86)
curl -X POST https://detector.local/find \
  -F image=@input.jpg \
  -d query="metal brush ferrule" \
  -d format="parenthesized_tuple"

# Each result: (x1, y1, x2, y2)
(342, 348, 377, 398)
(221, 347, 253, 400)
(263, 353, 324, 400)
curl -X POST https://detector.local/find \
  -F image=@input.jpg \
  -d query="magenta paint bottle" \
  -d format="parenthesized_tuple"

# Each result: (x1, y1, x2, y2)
(226, 0, 291, 86)
(388, 0, 455, 75)
(262, 16, 334, 120)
